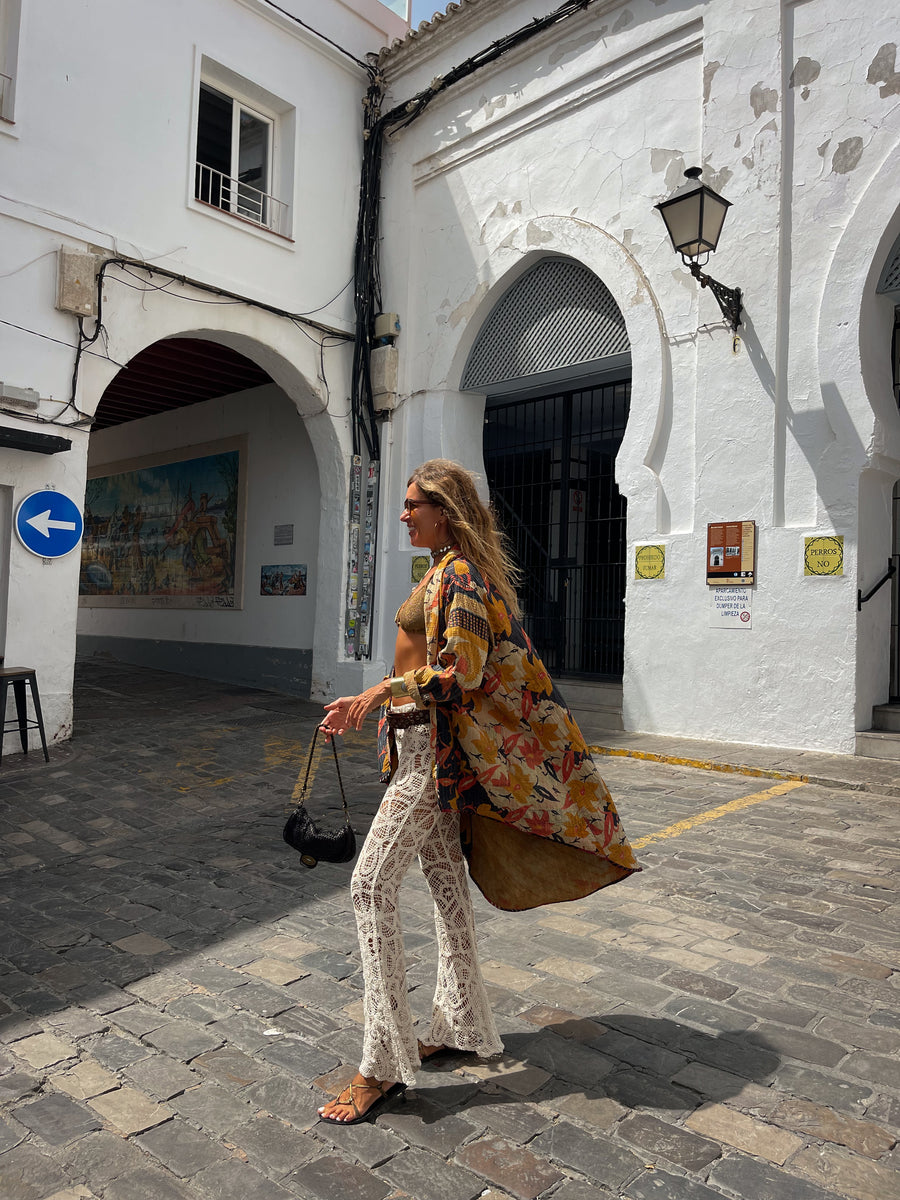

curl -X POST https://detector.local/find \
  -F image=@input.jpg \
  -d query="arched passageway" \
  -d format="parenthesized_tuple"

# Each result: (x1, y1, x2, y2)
(78, 337, 321, 697)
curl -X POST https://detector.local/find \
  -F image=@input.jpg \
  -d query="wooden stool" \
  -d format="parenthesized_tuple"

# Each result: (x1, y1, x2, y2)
(0, 667, 50, 764)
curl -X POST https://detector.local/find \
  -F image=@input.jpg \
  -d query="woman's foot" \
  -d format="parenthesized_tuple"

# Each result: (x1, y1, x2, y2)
(418, 1040, 468, 1063)
(317, 1073, 404, 1125)
(418, 1041, 447, 1060)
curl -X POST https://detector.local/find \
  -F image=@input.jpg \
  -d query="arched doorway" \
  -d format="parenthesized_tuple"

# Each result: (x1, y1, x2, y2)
(876, 241, 900, 704)
(78, 336, 321, 696)
(464, 257, 631, 679)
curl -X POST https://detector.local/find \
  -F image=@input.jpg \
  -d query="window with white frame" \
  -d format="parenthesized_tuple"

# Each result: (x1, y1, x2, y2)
(0, 0, 22, 124)
(193, 60, 294, 238)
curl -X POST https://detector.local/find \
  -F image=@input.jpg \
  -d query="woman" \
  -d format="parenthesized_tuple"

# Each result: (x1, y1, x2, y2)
(318, 459, 638, 1124)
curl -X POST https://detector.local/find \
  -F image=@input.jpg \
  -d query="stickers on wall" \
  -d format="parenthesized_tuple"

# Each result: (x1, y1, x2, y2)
(411, 555, 430, 584)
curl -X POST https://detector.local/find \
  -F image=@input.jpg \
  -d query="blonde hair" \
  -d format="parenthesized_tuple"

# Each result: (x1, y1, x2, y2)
(409, 459, 522, 618)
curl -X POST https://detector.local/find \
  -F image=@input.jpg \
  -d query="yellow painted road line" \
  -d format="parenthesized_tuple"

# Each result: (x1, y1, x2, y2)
(632, 778, 807, 849)
(589, 744, 808, 783)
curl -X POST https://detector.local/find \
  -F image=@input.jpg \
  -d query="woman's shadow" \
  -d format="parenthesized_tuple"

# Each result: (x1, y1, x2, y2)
(404, 1013, 780, 1119)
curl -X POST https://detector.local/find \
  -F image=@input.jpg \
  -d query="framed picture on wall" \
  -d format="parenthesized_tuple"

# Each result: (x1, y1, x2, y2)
(78, 436, 247, 609)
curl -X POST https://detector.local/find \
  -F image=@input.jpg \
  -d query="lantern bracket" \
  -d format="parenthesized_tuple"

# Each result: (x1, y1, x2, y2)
(687, 260, 743, 333)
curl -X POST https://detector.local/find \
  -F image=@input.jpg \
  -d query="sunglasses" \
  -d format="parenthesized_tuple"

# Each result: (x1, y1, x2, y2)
(402, 499, 439, 513)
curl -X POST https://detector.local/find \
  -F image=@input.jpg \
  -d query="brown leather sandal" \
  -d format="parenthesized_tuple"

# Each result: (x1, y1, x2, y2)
(318, 1078, 405, 1125)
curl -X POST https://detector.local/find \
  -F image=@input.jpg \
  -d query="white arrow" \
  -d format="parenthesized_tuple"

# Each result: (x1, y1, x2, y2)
(26, 509, 78, 538)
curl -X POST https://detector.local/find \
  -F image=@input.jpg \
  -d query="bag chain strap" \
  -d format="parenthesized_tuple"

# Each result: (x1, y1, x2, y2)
(296, 725, 349, 820)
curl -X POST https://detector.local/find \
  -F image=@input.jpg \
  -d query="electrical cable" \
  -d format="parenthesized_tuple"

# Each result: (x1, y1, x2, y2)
(349, 0, 597, 461)
(257, 0, 377, 75)
(0, 316, 126, 367)
(98, 259, 353, 336)
(295, 274, 354, 316)
(65, 256, 357, 418)
(0, 250, 59, 278)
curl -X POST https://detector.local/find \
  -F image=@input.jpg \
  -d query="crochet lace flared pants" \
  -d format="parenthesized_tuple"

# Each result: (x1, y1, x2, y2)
(352, 721, 503, 1087)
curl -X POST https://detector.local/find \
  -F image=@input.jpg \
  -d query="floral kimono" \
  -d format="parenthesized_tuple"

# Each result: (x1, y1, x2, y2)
(377, 549, 640, 910)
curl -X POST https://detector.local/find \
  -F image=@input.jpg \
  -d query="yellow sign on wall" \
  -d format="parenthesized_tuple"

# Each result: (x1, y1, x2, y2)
(411, 555, 430, 583)
(804, 536, 844, 576)
(635, 544, 666, 580)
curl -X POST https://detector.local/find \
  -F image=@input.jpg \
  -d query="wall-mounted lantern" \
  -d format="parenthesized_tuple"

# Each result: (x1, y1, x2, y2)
(655, 166, 743, 333)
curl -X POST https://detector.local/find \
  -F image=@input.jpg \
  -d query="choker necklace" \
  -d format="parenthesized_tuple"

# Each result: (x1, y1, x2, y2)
(431, 543, 454, 563)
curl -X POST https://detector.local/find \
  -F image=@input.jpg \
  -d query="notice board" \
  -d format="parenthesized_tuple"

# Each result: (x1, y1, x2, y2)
(707, 520, 756, 586)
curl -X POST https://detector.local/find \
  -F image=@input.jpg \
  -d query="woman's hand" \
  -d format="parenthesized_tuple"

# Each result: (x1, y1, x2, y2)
(321, 680, 391, 737)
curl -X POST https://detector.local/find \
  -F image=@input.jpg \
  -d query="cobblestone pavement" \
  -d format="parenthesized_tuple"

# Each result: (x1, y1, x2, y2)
(0, 659, 898, 1200)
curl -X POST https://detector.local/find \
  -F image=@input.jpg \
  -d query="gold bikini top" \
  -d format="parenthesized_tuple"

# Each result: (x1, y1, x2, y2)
(395, 582, 427, 635)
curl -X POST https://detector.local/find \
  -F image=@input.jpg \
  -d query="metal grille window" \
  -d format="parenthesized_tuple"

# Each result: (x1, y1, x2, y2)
(484, 379, 631, 678)
(878, 235, 900, 295)
(463, 258, 630, 390)
(892, 479, 900, 702)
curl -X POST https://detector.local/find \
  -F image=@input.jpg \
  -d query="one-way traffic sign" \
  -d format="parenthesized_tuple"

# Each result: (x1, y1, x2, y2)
(15, 490, 84, 559)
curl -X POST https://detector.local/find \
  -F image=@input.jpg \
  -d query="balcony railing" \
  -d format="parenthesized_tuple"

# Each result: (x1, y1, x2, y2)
(194, 162, 290, 237)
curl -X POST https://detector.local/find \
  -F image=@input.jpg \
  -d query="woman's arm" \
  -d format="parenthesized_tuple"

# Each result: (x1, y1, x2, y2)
(321, 677, 391, 735)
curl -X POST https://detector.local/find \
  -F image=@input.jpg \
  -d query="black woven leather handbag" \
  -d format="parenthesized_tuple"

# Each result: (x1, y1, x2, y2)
(283, 726, 356, 869)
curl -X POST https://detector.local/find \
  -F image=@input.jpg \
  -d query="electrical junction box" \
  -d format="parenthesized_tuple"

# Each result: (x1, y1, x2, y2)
(371, 345, 399, 411)
(374, 312, 401, 341)
(0, 382, 40, 411)
(57, 248, 98, 317)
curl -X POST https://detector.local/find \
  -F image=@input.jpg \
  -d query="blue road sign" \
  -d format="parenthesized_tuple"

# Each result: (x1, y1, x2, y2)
(15, 490, 84, 559)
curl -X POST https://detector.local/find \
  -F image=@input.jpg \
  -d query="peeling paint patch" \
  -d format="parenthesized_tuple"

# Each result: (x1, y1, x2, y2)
(549, 30, 600, 65)
(750, 82, 778, 118)
(817, 138, 830, 158)
(867, 43, 900, 98)
(526, 222, 554, 246)
(703, 163, 733, 194)
(703, 61, 721, 105)
(612, 8, 634, 34)
(789, 57, 820, 95)
(831, 136, 863, 174)
(650, 148, 686, 194)
(480, 92, 508, 120)
(671, 267, 694, 292)
(449, 281, 489, 328)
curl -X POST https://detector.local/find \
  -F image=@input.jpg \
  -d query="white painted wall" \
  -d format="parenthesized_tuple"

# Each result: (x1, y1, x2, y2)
(4, 0, 899, 756)
(0, 0, 405, 748)
(373, 0, 900, 752)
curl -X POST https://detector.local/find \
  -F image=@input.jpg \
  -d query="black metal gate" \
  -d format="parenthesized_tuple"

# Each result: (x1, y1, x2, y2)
(484, 379, 630, 678)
